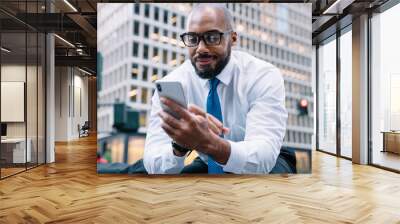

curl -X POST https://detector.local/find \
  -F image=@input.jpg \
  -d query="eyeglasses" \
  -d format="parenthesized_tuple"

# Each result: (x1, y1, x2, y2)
(180, 30, 232, 47)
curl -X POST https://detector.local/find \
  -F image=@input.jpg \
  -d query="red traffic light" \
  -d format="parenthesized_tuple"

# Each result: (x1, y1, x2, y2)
(300, 99, 308, 108)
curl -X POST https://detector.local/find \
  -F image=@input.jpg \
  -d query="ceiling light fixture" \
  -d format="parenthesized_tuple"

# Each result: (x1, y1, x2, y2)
(322, 0, 354, 15)
(1, 47, 11, 53)
(63, 0, 78, 12)
(54, 34, 75, 48)
(78, 67, 92, 76)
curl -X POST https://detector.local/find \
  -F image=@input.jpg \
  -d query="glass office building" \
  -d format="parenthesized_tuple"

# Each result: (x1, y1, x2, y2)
(97, 3, 313, 151)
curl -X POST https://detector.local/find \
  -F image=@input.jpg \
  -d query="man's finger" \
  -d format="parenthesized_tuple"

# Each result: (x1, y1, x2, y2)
(158, 111, 180, 129)
(207, 114, 223, 130)
(188, 104, 206, 117)
(206, 117, 221, 135)
(160, 97, 193, 121)
(206, 114, 230, 135)
(222, 127, 230, 135)
(161, 122, 177, 138)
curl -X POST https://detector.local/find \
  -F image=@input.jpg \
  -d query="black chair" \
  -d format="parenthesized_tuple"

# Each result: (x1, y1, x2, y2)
(78, 121, 90, 138)
(272, 147, 297, 174)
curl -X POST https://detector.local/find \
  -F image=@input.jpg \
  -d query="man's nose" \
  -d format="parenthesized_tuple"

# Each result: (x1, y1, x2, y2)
(196, 38, 209, 54)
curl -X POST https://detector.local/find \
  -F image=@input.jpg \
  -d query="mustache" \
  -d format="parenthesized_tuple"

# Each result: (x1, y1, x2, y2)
(195, 54, 216, 60)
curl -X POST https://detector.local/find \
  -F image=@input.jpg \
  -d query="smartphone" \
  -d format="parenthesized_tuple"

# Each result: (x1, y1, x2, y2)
(155, 80, 187, 119)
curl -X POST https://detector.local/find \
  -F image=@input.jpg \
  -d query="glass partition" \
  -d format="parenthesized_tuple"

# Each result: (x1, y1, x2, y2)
(1, 30, 28, 177)
(339, 28, 352, 158)
(317, 36, 337, 155)
(0, 1, 46, 179)
(371, 3, 400, 171)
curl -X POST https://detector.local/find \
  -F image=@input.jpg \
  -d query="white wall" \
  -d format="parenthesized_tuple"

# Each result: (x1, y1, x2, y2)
(1, 63, 46, 164)
(1, 65, 25, 134)
(55, 67, 89, 141)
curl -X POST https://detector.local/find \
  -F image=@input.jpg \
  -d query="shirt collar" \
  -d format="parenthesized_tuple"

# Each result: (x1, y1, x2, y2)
(196, 55, 236, 88)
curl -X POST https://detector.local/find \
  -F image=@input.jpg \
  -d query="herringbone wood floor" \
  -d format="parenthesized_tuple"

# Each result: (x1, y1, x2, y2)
(1, 135, 400, 223)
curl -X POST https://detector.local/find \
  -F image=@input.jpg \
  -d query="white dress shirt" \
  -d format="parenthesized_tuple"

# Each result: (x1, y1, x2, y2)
(143, 50, 287, 174)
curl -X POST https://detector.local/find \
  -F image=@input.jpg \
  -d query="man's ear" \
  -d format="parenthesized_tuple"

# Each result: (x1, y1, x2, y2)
(231, 32, 238, 46)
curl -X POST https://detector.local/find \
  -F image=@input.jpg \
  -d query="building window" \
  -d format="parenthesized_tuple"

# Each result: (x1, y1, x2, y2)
(163, 29, 168, 40)
(172, 13, 177, 26)
(180, 54, 185, 64)
(131, 63, 138, 79)
(162, 49, 168, 64)
(133, 21, 140, 36)
(134, 4, 140, 15)
(181, 16, 185, 29)
(132, 42, 139, 57)
(162, 70, 167, 77)
(163, 10, 168, 24)
(144, 24, 149, 38)
(142, 66, 148, 81)
(152, 47, 160, 62)
(154, 7, 159, 21)
(170, 52, 177, 66)
(130, 86, 137, 102)
(144, 4, 150, 18)
(153, 47, 159, 61)
(142, 88, 148, 104)
(152, 68, 158, 82)
(143, 44, 149, 59)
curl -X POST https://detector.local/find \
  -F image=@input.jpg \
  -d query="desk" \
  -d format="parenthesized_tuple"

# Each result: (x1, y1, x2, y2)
(1, 138, 31, 163)
(381, 131, 400, 154)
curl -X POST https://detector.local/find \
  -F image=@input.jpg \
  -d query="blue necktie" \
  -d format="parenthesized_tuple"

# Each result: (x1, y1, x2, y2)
(206, 78, 224, 174)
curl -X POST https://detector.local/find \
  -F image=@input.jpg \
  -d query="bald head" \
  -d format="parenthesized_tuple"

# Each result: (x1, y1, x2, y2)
(186, 4, 234, 31)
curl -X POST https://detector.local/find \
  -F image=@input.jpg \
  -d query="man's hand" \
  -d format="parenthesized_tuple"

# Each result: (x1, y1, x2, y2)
(157, 97, 231, 164)
(188, 104, 229, 136)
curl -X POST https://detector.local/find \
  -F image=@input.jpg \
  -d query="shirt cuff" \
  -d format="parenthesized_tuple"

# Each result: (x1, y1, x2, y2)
(220, 140, 247, 174)
(165, 146, 186, 166)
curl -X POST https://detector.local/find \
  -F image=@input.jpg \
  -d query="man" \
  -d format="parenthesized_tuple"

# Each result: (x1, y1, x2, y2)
(143, 4, 291, 174)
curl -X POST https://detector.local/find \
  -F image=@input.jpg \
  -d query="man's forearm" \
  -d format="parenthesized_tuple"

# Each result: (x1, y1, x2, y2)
(203, 135, 231, 165)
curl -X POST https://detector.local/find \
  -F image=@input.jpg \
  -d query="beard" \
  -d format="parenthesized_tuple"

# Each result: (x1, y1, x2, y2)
(191, 46, 231, 79)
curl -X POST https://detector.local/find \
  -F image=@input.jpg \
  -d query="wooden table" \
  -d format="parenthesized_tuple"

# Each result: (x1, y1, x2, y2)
(381, 131, 400, 154)
(1, 138, 31, 164)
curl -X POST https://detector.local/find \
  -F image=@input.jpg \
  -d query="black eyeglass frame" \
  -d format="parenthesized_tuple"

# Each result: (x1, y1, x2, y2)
(180, 30, 233, 47)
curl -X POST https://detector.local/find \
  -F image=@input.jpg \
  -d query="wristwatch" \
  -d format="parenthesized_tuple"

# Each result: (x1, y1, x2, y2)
(172, 141, 191, 154)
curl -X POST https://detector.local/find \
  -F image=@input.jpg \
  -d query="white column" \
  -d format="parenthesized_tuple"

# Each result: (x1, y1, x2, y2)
(46, 33, 55, 163)
(352, 14, 369, 164)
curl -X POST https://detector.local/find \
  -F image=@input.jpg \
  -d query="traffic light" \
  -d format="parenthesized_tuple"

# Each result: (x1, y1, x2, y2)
(298, 99, 309, 116)
(113, 103, 139, 133)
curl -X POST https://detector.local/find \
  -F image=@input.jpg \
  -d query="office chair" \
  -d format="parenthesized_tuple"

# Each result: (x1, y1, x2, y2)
(79, 121, 90, 138)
